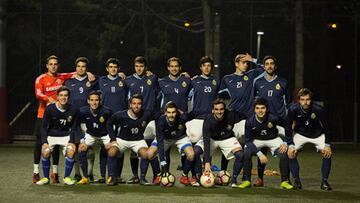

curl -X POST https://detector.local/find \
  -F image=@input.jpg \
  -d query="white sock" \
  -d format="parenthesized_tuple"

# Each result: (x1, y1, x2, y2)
(34, 164, 39, 174)
(52, 165, 58, 174)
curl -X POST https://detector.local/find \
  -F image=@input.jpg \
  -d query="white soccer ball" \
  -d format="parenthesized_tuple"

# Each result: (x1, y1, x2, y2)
(215, 170, 231, 186)
(200, 172, 215, 188)
(160, 172, 176, 187)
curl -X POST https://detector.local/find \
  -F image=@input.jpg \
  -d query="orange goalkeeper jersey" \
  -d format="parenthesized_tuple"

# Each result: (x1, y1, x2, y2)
(35, 72, 74, 118)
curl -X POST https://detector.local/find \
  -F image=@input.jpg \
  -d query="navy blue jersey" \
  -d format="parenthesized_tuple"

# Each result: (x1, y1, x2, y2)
(64, 76, 99, 109)
(98, 75, 127, 112)
(156, 113, 189, 162)
(78, 105, 113, 138)
(287, 103, 331, 145)
(107, 109, 153, 141)
(203, 110, 236, 163)
(218, 68, 264, 116)
(254, 75, 291, 119)
(158, 75, 192, 112)
(245, 113, 291, 153)
(41, 103, 78, 144)
(189, 75, 220, 118)
(125, 74, 159, 112)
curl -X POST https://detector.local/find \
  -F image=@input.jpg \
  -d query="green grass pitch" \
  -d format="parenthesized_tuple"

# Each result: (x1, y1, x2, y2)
(0, 144, 359, 202)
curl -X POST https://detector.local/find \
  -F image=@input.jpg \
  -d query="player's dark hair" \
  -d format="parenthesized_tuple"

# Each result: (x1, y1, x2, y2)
(298, 88, 313, 99)
(130, 93, 143, 103)
(263, 56, 277, 66)
(106, 58, 120, 67)
(57, 85, 70, 95)
(75, 57, 89, 66)
(88, 91, 101, 100)
(46, 55, 59, 64)
(200, 56, 214, 68)
(253, 97, 268, 108)
(212, 98, 226, 109)
(164, 101, 178, 111)
(167, 57, 181, 67)
(134, 56, 147, 67)
(234, 54, 247, 63)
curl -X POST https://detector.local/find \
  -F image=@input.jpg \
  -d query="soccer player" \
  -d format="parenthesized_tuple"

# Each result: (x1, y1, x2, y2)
(36, 86, 78, 185)
(147, 101, 195, 186)
(252, 56, 291, 186)
(98, 58, 128, 183)
(76, 91, 113, 184)
(106, 94, 152, 186)
(158, 57, 192, 112)
(33, 55, 90, 183)
(287, 88, 333, 190)
(239, 97, 293, 189)
(124, 56, 161, 185)
(194, 99, 244, 188)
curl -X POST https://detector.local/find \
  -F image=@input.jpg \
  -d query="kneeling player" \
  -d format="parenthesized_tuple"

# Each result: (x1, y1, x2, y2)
(240, 97, 293, 189)
(36, 86, 78, 185)
(287, 88, 333, 190)
(147, 102, 196, 186)
(106, 94, 152, 185)
(194, 99, 244, 187)
(77, 91, 113, 184)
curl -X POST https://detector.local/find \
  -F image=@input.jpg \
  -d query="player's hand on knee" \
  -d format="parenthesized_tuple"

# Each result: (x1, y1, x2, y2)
(66, 143, 76, 158)
(287, 147, 297, 159)
(78, 143, 88, 152)
(107, 145, 118, 157)
(41, 143, 50, 157)
(322, 146, 332, 158)
(105, 141, 117, 150)
(204, 163, 212, 174)
(259, 154, 268, 164)
(278, 143, 288, 154)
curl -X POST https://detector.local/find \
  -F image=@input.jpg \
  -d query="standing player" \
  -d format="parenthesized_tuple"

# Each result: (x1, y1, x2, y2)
(33, 55, 75, 184)
(36, 86, 78, 185)
(76, 91, 113, 184)
(98, 58, 128, 183)
(252, 56, 291, 187)
(287, 88, 333, 190)
(106, 94, 152, 186)
(194, 99, 244, 187)
(239, 97, 293, 189)
(125, 56, 161, 185)
(147, 101, 195, 186)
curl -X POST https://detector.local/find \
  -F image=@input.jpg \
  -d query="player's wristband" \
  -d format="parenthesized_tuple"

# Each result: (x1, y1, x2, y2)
(256, 151, 264, 157)
(289, 144, 295, 148)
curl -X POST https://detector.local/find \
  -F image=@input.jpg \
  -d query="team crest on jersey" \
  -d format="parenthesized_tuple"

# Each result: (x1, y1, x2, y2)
(226, 125, 232, 130)
(275, 83, 281, 90)
(243, 75, 249, 81)
(178, 124, 183, 130)
(267, 122, 273, 128)
(182, 81, 187, 88)
(67, 116, 72, 122)
(141, 121, 147, 127)
(118, 81, 124, 87)
(86, 81, 91, 87)
(311, 113, 316, 119)
(147, 79, 152, 86)
(212, 79, 217, 86)
(99, 116, 105, 123)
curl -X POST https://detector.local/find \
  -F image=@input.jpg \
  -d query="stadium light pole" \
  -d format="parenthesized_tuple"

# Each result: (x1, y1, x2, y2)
(256, 31, 264, 59)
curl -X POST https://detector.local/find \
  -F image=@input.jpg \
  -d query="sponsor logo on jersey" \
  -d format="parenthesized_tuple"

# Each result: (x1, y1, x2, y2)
(86, 81, 91, 87)
(182, 81, 187, 88)
(141, 121, 147, 127)
(311, 113, 316, 119)
(45, 85, 62, 92)
(243, 75, 249, 81)
(267, 122, 273, 128)
(99, 116, 105, 123)
(212, 79, 217, 86)
(118, 81, 123, 87)
(275, 83, 281, 90)
(67, 116, 73, 122)
(147, 79, 152, 85)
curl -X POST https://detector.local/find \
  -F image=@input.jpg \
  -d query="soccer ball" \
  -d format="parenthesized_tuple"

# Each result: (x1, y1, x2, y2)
(200, 172, 215, 188)
(160, 172, 176, 187)
(215, 170, 231, 186)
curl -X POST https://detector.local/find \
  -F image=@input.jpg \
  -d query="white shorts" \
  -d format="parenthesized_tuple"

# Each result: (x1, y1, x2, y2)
(143, 120, 156, 140)
(115, 138, 148, 154)
(277, 126, 285, 138)
(196, 137, 242, 160)
(186, 119, 204, 143)
(82, 133, 110, 146)
(251, 137, 284, 155)
(151, 136, 193, 154)
(293, 133, 326, 150)
(233, 120, 246, 142)
(47, 136, 70, 151)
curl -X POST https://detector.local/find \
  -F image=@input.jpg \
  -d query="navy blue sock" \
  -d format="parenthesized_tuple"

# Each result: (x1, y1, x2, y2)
(243, 149, 253, 181)
(289, 157, 301, 181)
(166, 149, 171, 169)
(99, 146, 107, 178)
(194, 146, 203, 178)
(79, 151, 88, 178)
(232, 151, 244, 183)
(64, 156, 75, 178)
(108, 156, 118, 177)
(150, 157, 161, 177)
(275, 149, 290, 182)
(221, 154, 229, 171)
(322, 157, 331, 181)
(183, 158, 193, 175)
(130, 153, 139, 177)
(41, 157, 50, 178)
(140, 159, 149, 180)
(116, 153, 124, 177)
